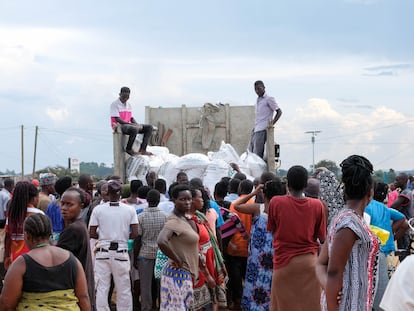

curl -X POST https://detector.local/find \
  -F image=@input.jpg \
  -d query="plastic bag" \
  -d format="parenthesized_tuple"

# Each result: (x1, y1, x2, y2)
(370, 225, 390, 245)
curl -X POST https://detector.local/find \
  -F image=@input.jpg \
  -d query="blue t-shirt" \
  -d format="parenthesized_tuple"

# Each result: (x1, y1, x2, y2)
(45, 202, 64, 234)
(210, 200, 225, 227)
(365, 199, 405, 255)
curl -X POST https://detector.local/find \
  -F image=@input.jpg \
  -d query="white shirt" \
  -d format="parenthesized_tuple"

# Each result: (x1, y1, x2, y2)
(380, 254, 414, 310)
(0, 188, 11, 220)
(159, 193, 168, 202)
(157, 200, 174, 217)
(89, 201, 138, 249)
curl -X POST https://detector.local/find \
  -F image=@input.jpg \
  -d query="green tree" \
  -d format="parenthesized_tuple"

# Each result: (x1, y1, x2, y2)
(80, 162, 113, 179)
(373, 169, 384, 183)
(0, 169, 16, 176)
(314, 159, 339, 176)
(37, 166, 79, 179)
(36, 162, 113, 181)
(387, 169, 396, 184)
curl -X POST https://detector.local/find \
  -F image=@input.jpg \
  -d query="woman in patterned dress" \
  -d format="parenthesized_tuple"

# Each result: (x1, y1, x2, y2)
(157, 184, 200, 311)
(233, 179, 285, 311)
(316, 155, 379, 311)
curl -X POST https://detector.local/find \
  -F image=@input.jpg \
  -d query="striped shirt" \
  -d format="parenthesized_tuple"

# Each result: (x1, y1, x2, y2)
(220, 206, 248, 239)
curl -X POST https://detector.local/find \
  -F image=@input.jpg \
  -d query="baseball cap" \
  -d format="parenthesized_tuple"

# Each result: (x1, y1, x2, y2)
(107, 180, 122, 194)
(31, 179, 40, 187)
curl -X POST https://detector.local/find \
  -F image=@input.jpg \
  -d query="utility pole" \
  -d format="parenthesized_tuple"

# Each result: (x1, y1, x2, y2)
(21, 125, 24, 179)
(32, 126, 38, 177)
(266, 121, 276, 172)
(305, 130, 321, 171)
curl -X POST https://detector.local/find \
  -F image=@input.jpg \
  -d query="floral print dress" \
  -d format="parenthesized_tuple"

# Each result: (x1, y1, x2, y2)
(241, 211, 274, 311)
(322, 208, 379, 311)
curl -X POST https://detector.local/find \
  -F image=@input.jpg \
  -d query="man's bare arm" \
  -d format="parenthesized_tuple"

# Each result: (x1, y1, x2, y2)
(272, 108, 282, 124)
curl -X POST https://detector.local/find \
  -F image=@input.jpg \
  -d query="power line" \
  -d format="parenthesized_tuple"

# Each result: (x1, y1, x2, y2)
(39, 128, 112, 142)
(37, 132, 68, 161)
(374, 145, 413, 168)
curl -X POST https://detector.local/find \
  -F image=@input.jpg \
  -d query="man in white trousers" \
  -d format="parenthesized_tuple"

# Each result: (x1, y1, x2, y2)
(89, 180, 138, 311)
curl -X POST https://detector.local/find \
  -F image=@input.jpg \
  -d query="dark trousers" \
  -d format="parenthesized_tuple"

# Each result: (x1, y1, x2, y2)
(137, 258, 156, 311)
(121, 123, 153, 151)
(248, 129, 267, 158)
(0, 262, 5, 294)
(226, 254, 247, 303)
(397, 231, 411, 261)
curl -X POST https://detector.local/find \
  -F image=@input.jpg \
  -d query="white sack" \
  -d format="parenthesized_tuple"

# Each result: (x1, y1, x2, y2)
(239, 150, 267, 178)
(202, 159, 231, 194)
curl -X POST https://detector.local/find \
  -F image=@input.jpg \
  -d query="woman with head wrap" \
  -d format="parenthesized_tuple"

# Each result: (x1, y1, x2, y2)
(312, 168, 345, 226)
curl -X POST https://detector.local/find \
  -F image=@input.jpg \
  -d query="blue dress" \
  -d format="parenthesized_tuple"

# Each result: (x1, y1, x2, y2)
(241, 213, 274, 311)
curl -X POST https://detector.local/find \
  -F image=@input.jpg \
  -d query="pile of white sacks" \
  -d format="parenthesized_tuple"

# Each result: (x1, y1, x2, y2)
(126, 141, 267, 193)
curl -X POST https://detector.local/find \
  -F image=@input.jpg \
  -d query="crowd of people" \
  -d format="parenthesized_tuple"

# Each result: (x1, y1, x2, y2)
(0, 154, 413, 310)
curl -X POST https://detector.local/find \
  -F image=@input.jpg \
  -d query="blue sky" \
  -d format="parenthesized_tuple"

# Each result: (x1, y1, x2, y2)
(0, 0, 413, 173)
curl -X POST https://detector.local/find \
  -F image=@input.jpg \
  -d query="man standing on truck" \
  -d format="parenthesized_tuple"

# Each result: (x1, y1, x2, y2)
(248, 80, 282, 159)
(110, 86, 153, 156)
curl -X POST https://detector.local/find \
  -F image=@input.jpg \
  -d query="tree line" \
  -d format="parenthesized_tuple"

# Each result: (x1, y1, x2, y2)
(1, 162, 114, 180)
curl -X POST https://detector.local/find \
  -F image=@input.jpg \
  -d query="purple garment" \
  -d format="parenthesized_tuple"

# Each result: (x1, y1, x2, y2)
(254, 93, 279, 132)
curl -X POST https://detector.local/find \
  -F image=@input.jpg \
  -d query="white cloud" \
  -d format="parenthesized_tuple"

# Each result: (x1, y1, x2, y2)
(65, 137, 82, 145)
(46, 107, 69, 122)
(297, 98, 341, 120)
(0, 27, 84, 67)
(275, 98, 414, 170)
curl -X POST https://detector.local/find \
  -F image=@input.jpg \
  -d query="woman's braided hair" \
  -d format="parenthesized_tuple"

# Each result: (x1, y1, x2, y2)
(8, 181, 39, 235)
(340, 155, 373, 200)
(24, 213, 52, 240)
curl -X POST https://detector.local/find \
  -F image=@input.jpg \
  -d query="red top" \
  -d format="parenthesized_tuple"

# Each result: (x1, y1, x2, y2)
(192, 215, 216, 288)
(267, 195, 326, 269)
